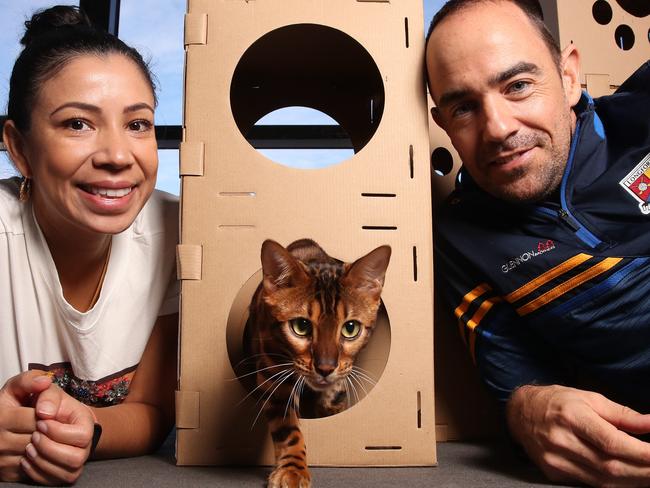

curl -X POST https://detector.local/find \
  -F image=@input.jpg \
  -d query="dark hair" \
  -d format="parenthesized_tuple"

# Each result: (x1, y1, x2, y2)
(7, 5, 157, 132)
(425, 0, 561, 92)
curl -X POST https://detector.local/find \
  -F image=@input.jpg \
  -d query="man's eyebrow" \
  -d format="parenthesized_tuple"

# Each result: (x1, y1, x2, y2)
(436, 62, 541, 110)
(489, 61, 540, 86)
(437, 89, 471, 110)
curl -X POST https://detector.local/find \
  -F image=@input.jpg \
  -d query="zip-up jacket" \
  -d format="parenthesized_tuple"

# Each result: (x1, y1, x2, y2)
(435, 62, 650, 412)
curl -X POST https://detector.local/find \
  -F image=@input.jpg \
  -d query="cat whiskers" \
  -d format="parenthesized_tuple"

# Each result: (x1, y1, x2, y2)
(351, 366, 378, 385)
(236, 366, 293, 407)
(231, 353, 291, 371)
(346, 377, 361, 405)
(228, 362, 294, 381)
(284, 376, 305, 420)
(251, 369, 295, 429)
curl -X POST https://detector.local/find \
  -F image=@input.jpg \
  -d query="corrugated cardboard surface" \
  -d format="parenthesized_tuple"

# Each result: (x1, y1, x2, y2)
(178, 0, 436, 467)
(540, 0, 648, 86)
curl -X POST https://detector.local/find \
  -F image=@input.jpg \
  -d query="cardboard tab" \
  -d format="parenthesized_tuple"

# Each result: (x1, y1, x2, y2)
(176, 244, 202, 281)
(585, 73, 612, 98)
(184, 13, 207, 46)
(176, 390, 200, 429)
(179, 141, 205, 176)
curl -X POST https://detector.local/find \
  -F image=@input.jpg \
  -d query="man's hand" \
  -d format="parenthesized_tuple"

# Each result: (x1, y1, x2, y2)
(507, 384, 650, 487)
(19, 382, 96, 486)
(0, 371, 52, 482)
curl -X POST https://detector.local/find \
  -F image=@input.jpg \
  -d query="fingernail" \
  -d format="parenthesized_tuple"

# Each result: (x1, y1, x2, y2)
(37, 401, 56, 416)
(25, 443, 37, 459)
(33, 375, 50, 384)
(32, 431, 41, 444)
(36, 420, 48, 434)
(20, 457, 31, 471)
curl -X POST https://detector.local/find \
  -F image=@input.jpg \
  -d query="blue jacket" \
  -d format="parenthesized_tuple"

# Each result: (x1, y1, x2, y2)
(435, 62, 650, 412)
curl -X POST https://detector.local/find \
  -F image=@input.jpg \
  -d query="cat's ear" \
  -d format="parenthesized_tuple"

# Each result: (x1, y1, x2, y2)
(261, 239, 310, 293)
(343, 245, 391, 298)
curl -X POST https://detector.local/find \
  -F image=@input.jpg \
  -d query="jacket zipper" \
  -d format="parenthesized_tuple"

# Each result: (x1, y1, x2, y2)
(531, 118, 602, 249)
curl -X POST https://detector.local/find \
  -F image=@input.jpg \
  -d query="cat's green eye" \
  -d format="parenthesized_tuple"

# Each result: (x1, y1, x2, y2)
(341, 320, 361, 339)
(289, 318, 312, 337)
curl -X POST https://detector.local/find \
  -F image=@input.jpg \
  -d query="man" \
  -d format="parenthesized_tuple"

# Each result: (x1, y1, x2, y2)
(426, 0, 650, 485)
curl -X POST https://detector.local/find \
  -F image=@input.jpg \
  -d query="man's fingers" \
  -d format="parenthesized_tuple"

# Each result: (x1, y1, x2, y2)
(538, 451, 604, 487)
(2, 372, 51, 405)
(37, 419, 93, 449)
(573, 406, 650, 464)
(591, 394, 650, 435)
(0, 406, 37, 434)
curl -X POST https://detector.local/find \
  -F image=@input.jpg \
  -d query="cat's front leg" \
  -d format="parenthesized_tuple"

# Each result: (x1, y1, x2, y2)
(266, 409, 311, 488)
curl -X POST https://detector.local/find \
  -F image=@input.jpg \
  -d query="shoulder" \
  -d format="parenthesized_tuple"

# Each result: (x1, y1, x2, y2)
(0, 178, 23, 234)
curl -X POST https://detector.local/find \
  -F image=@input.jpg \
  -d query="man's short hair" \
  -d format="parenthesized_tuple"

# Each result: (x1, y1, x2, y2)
(425, 0, 562, 92)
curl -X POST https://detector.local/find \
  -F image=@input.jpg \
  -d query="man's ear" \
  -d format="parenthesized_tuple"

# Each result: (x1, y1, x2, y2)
(430, 106, 446, 131)
(560, 43, 582, 108)
(2, 120, 32, 179)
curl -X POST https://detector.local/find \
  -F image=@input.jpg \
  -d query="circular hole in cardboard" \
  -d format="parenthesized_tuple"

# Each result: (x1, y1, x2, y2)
(253, 106, 355, 169)
(226, 269, 391, 419)
(230, 23, 385, 168)
(614, 0, 650, 17)
(592, 0, 613, 25)
(614, 24, 635, 50)
(431, 147, 454, 176)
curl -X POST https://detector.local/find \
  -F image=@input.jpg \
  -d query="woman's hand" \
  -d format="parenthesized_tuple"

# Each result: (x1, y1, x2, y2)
(0, 371, 52, 482)
(20, 382, 96, 485)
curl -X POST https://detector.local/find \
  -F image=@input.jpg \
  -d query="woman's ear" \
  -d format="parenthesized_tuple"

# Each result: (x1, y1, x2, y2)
(560, 43, 582, 108)
(2, 120, 32, 178)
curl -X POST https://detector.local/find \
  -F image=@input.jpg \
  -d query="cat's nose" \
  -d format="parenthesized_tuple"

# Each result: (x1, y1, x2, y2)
(314, 361, 336, 378)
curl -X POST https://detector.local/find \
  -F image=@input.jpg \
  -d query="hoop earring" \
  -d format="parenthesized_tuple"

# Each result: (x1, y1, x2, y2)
(19, 177, 31, 202)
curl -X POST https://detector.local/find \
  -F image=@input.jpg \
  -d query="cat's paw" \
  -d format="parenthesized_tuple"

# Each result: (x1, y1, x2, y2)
(267, 465, 311, 488)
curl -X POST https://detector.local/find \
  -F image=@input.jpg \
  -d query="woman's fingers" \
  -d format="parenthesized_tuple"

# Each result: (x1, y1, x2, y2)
(37, 419, 93, 449)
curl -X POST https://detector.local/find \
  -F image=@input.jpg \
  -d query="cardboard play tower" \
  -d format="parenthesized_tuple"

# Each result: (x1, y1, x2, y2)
(176, 0, 436, 466)
(430, 0, 649, 441)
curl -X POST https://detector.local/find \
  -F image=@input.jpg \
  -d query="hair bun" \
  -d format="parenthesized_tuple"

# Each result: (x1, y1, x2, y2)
(21, 5, 93, 47)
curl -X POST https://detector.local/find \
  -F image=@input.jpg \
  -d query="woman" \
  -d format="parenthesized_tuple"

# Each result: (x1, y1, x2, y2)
(0, 5, 178, 485)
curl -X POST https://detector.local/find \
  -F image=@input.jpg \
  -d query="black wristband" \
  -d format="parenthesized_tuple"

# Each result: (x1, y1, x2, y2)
(90, 423, 102, 457)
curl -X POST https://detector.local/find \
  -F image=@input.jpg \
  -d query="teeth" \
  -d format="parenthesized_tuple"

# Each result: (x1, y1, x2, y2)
(86, 186, 133, 198)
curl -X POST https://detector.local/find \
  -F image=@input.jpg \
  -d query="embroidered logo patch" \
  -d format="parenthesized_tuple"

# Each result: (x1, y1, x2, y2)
(620, 152, 650, 215)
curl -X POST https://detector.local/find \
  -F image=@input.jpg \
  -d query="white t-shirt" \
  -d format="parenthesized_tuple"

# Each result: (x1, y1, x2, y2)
(0, 178, 179, 405)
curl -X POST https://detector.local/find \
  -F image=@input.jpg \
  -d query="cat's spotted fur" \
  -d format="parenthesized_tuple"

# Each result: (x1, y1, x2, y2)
(245, 239, 391, 488)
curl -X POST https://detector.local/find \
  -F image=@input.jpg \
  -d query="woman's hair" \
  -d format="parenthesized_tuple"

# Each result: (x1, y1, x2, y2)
(7, 5, 157, 132)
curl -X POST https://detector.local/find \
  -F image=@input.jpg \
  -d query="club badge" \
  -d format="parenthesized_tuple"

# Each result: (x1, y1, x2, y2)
(619, 152, 650, 215)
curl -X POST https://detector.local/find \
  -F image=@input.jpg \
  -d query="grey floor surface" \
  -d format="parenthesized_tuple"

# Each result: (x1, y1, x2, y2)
(5, 433, 571, 487)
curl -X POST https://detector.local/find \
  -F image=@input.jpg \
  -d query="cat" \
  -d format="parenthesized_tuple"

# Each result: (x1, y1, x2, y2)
(243, 238, 391, 488)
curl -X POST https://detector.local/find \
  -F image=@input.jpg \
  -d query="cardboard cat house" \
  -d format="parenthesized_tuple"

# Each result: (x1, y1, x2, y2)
(176, 0, 436, 466)
(430, 0, 650, 441)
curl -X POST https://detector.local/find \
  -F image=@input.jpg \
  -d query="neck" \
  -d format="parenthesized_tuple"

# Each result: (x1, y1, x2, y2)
(32, 199, 112, 312)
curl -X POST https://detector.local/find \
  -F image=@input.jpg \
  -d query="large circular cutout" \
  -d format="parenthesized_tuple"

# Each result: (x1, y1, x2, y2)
(230, 24, 385, 168)
(226, 270, 391, 419)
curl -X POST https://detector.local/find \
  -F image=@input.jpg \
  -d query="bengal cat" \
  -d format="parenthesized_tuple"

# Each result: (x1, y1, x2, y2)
(243, 238, 391, 488)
